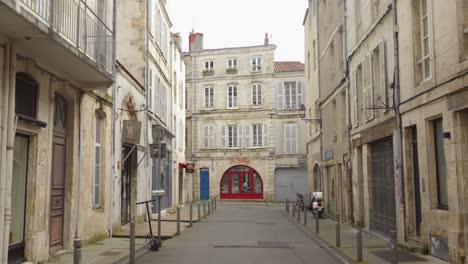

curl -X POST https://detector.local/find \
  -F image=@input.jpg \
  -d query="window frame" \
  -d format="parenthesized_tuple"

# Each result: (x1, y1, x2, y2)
(204, 60, 214, 70)
(252, 123, 263, 148)
(227, 58, 238, 69)
(227, 124, 239, 149)
(204, 86, 214, 109)
(227, 85, 238, 109)
(93, 115, 102, 209)
(284, 123, 298, 154)
(251, 83, 263, 107)
(418, 0, 432, 81)
(251, 56, 262, 72)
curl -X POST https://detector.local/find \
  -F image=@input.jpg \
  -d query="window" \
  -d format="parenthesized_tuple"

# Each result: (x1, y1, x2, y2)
(351, 65, 363, 127)
(203, 125, 214, 149)
(279, 81, 304, 109)
(433, 119, 448, 209)
(363, 55, 374, 121)
(204, 60, 214, 70)
(251, 83, 262, 106)
(204, 86, 214, 109)
(179, 83, 183, 109)
(419, 0, 431, 80)
(148, 69, 153, 111)
(225, 125, 239, 149)
(155, 1, 161, 44)
(371, 41, 388, 113)
(251, 56, 262, 72)
(284, 124, 297, 154)
(15, 73, 38, 118)
(227, 58, 238, 69)
(251, 123, 269, 148)
(93, 115, 102, 208)
(227, 85, 238, 109)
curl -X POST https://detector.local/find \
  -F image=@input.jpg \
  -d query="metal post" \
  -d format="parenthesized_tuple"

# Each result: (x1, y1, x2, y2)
(315, 211, 319, 234)
(130, 221, 135, 264)
(285, 198, 288, 212)
(292, 203, 296, 218)
(214, 197, 216, 210)
(336, 213, 340, 247)
(297, 207, 301, 222)
(176, 207, 180, 235)
(157, 197, 161, 242)
(304, 207, 307, 226)
(208, 200, 211, 215)
(73, 239, 81, 264)
(357, 223, 363, 262)
(203, 200, 206, 216)
(390, 230, 398, 264)
(197, 202, 201, 220)
(189, 203, 193, 227)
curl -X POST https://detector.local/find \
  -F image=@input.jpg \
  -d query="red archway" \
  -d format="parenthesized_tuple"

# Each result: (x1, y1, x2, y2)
(220, 165, 263, 199)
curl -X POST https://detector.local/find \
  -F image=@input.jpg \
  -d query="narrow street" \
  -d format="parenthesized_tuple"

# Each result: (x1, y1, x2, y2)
(137, 203, 344, 264)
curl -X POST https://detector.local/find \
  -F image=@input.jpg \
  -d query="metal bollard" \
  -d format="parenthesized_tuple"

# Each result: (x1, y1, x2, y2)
(297, 207, 301, 222)
(336, 213, 340, 247)
(292, 203, 296, 218)
(304, 207, 307, 226)
(285, 198, 288, 211)
(315, 211, 319, 234)
(213, 197, 216, 210)
(197, 202, 201, 221)
(208, 200, 211, 215)
(189, 203, 193, 227)
(390, 230, 398, 264)
(203, 200, 206, 215)
(176, 207, 181, 235)
(357, 223, 363, 262)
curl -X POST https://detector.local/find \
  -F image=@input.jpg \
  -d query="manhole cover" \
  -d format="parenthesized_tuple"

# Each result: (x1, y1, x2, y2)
(371, 250, 427, 262)
(99, 250, 122, 256)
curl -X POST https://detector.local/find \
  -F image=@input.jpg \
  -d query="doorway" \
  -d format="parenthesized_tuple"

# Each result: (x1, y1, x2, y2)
(219, 166, 263, 200)
(49, 95, 68, 254)
(8, 135, 29, 262)
(410, 127, 422, 236)
(200, 169, 210, 200)
(121, 146, 132, 225)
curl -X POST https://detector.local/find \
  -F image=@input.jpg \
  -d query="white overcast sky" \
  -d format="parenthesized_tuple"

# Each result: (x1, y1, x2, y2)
(167, 0, 308, 62)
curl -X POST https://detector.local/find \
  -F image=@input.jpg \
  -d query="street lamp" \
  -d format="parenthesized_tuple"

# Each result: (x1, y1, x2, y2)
(299, 104, 321, 124)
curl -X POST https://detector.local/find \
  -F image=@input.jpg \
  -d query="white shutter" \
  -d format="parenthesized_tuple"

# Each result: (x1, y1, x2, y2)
(368, 54, 374, 120)
(297, 81, 304, 108)
(238, 125, 243, 149)
(212, 125, 216, 149)
(379, 40, 388, 112)
(221, 125, 226, 149)
(263, 123, 269, 147)
(244, 124, 251, 149)
(284, 124, 290, 154)
(209, 125, 214, 148)
(351, 71, 358, 127)
(292, 124, 297, 154)
(203, 126, 209, 149)
(362, 57, 369, 122)
(277, 82, 284, 109)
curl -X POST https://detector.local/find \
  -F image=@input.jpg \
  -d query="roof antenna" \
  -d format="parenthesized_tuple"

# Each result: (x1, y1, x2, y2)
(192, 16, 195, 32)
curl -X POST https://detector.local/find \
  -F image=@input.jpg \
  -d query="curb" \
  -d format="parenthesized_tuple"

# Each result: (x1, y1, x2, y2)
(281, 211, 357, 264)
(112, 245, 150, 264)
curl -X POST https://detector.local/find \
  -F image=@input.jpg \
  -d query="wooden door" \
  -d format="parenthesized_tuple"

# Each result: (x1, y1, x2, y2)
(49, 95, 67, 253)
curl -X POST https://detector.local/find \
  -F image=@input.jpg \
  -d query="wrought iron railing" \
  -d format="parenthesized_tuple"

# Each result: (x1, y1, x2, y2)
(16, 0, 114, 73)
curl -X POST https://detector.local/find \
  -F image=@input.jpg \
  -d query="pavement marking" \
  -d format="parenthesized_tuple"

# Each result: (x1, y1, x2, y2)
(212, 245, 295, 249)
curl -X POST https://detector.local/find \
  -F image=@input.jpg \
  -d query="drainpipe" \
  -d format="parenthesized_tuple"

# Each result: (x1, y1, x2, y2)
(2, 43, 16, 264)
(0, 41, 10, 264)
(108, 0, 117, 238)
(73, 91, 85, 264)
(316, 0, 323, 192)
(391, 0, 405, 242)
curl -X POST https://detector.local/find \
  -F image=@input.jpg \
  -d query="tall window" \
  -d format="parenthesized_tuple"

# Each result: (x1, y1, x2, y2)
(204, 86, 214, 109)
(227, 58, 238, 69)
(227, 85, 238, 109)
(284, 124, 297, 154)
(203, 125, 214, 149)
(419, 0, 431, 80)
(283, 81, 303, 109)
(204, 60, 214, 70)
(148, 69, 153, 111)
(15, 73, 38, 118)
(251, 83, 262, 106)
(226, 125, 239, 149)
(251, 56, 262, 72)
(433, 118, 448, 209)
(93, 115, 102, 208)
(179, 82, 183, 109)
(252, 124, 263, 147)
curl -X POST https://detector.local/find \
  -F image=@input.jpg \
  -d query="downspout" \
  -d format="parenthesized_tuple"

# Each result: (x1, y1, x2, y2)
(0, 41, 10, 263)
(343, 0, 354, 223)
(191, 55, 197, 200)
(145, 0, 150, 204)
(108, 0, 117, 238)
(2, 43, 16, 264)
(316, 0, 323, 192)
(73, 91, 85, 264)
(391, 0, 405, 242)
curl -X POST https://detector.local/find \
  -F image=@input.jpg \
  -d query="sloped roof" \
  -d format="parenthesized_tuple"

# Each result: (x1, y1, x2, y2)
(274, 61, 305, 73)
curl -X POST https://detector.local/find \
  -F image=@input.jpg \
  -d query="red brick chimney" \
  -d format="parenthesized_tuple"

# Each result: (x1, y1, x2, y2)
(189, 30, 204, 51)
(264, 33, 269, 45)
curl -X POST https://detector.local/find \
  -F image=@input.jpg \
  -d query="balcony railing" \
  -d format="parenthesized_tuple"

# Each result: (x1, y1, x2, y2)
(17, 0, 113, 73)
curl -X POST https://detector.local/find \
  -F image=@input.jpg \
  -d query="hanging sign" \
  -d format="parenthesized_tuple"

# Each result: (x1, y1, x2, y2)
(122, 120, 141, 145)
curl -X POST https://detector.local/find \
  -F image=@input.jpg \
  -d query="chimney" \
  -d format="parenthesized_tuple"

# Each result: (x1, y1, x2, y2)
(172, 33, 182, 49)
(189, 30, 204, 51)
(264, 33, 269, 45)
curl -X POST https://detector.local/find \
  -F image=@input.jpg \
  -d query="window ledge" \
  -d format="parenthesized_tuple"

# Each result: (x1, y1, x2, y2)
(17, 114, 47, 128)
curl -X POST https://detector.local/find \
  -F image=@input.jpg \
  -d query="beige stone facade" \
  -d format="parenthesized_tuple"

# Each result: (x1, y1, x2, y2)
(304, 0, 468, 262)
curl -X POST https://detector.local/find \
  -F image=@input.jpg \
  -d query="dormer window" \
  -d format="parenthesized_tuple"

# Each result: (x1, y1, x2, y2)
(251, 56, 262, 72)
(227, 58, 238, 69)
(204, 60, 214, 70)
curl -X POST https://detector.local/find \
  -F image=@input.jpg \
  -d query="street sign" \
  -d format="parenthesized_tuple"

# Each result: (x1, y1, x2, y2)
(185, 163, 195, 173)
(152, 124, 164, 143)
(122, 120, 141, 145)
(150, 143, 167, 159)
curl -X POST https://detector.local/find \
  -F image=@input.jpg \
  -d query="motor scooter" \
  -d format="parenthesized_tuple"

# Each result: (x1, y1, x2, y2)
(307, 192, 324, 218)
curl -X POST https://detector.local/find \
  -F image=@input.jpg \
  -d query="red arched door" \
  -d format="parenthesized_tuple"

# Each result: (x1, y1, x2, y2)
(220, 166, 263, 199)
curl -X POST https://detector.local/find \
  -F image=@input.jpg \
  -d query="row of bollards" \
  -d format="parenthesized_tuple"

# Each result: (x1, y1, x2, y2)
(175, 197, 218, 237)
(285, 198, 398, 263)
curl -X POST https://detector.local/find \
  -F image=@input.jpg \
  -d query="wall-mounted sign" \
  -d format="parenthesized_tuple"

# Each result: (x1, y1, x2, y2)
(150, 143, 167, 159)
(152, 124, 165, 143)
(185, 163, 195, 173)
(122, 120, 141, 145)
(431, 236, 449, 261)
(324, 149, 334, 161)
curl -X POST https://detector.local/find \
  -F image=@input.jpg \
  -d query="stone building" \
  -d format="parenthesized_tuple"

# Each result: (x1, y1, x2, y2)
(185, 33, 306, 202)
(304, 0, 468, 262)
(0, 0, 115, 263)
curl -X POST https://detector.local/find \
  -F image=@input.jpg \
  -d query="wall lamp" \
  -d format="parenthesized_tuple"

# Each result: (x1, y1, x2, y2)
(299, 104, 321, 124)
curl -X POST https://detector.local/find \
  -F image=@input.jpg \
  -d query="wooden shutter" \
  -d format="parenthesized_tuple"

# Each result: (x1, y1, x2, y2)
(277, 82, 284, 109)
(263, 123, 269, 147)
(368, 54, 375, 120)
(238, 125, 243, 149)
(203, 126, 209, 149)
(379, 40, 388, 112)
(244, 124, 251, 148)
(351, 71, 358, 127)
(297, 81, 304, 108)
(291, 124, 297, 153)
(221, 125, 226, 149)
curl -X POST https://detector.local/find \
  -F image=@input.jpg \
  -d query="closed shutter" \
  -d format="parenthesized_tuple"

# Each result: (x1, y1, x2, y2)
(263, 123, 269, 147)
(209, 125, 214, 148)
(244, 124, 251, 148)
(362, 56, 370, 122)
(368, 54, 375, 120)
(291, 124, 297, 153)
(297, 81, 304, 108)
(351, 71, 358, 127)
(277, 82, 284, 109)
(284, 125, 290, 154)
(238, 125, 243, 149)
(203, 126, 209, 149)
(221, 125, 226, 149)
(148, 69, 153, 110)
(379, 40, 388, 112)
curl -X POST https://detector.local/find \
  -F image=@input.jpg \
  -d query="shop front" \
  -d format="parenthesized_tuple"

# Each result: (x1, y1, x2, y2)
(220, 165, 263, 200)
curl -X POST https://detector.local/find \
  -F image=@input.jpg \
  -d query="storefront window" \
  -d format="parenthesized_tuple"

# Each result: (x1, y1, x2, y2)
(242, 173, 251, 192)
(221, 176, 229, 194)
(232, 174, 240, 193)
(254, 174, 262, 193)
